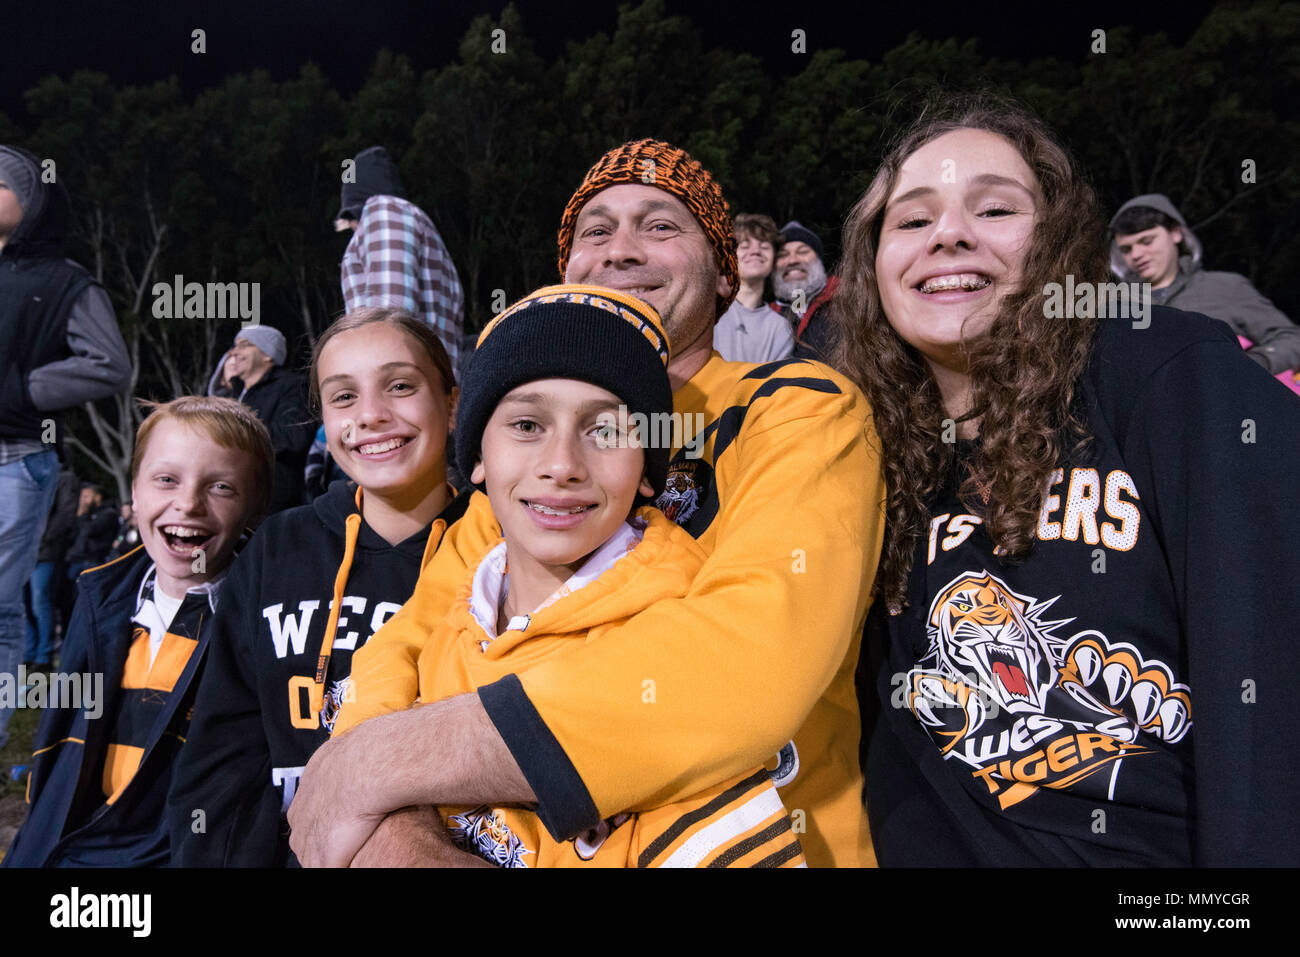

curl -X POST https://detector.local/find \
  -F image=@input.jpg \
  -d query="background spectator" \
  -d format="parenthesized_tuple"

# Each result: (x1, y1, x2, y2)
(107, 501, 141, 560)
(772, 221, 840, 363)
(1111, 194, 1300, 376)
(24, 465, 80, 670)
(208, 326, 316, 513)
(1, 145, 130, 750)
(336, 145, 465, 371)
(64, 483, 118, 579)
(302, 424, 347, 503)
(714, 213, 795, 363)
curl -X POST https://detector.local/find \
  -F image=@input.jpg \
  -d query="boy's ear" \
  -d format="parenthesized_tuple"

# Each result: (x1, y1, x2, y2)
(638, 475, 655, 499)
(470, 460, 485, 485)
(447, 385, 460, 425)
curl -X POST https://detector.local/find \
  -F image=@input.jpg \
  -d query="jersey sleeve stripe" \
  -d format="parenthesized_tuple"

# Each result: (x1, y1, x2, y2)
(478, 674, 600, 841)
(637, 768, 772, 867)
(741, 357, 812, 380)
(755, 840, 806, 868)
(656, 785, 789, 868)
(711, 376, 842, 461)
(705, 816, 795, 867)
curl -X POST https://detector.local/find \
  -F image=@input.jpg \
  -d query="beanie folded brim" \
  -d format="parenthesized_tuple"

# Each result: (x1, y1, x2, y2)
(455, 289, 674, 500)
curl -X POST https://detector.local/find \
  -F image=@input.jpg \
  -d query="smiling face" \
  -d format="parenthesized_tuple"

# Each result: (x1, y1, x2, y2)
(736, 232, 775, 282)
(772, 242, 828, 303)
(221, 350, 243, 383)
(1115, 225, 1183, 289)
(131, 420, 261, 599)
(775, 240, 820, 284)
(875, 128, 1039, 374)
(471, 378, 653, 587)
(316, 321, 453, 503)
(226, 337, 273, 383)
(564, 184, 728, 367)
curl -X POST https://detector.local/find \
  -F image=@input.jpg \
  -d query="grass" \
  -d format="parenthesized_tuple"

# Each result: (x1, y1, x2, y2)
(1, 704, 40, 800)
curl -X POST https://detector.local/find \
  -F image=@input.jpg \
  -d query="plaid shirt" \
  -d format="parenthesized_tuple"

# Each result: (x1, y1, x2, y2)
(341, 195, 465, 368)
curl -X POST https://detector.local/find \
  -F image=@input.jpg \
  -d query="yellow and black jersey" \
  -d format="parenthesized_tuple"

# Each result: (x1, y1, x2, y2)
(446, 767, 803, 868)
(347, 353, 885, 867)
(353, 508, 805, 867)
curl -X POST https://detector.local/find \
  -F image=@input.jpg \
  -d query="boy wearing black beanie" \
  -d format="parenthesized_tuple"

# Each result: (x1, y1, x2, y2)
(333, 284, 804, 868)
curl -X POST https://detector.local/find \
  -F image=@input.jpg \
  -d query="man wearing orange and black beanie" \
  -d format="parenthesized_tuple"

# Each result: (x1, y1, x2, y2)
(289, 138, 885, 869)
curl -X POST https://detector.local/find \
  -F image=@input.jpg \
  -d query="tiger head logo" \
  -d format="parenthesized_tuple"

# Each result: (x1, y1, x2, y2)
(447, 806, 533, 868)
(318, 677, 352, 734)
(656, 459, 706, 526)
(927, 571, 1062, 714)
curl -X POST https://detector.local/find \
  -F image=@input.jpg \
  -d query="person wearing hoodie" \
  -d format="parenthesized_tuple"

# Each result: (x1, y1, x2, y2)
(335, 145, 465, 372)
(1110, 193, 1300, 377)
(841, 98, 1300, 867)
(331, 285, 805, 868)
(289, 140, 880, 871)
(206, 325, 317, 513)
(0, 145, 130, 751)
(168, 306, 469, 866)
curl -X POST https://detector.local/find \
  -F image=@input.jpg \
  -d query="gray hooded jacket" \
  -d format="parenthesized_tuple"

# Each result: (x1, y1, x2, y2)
(1110, 194, 1300, 374)
(0, 146, 130, 455)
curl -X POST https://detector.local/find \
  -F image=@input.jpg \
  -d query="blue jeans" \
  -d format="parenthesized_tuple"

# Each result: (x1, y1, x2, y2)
(25, 560, 58, 665)
(0, 450, 60, 749)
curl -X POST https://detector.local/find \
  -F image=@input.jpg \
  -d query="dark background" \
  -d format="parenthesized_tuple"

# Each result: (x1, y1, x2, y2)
(4, 0, 1221, 115)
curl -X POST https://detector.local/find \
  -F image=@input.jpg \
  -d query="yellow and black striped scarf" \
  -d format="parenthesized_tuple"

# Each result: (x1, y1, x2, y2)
(98, 574, 211, 804)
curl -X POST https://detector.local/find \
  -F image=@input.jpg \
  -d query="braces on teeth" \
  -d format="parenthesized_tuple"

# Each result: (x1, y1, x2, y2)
(528, 502, 592, 515)
(921, 275, 991, 292)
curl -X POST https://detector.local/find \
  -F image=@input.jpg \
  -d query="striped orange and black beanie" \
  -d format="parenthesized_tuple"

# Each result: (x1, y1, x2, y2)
(556, 139, 738, 319)
(456, 284, 674, 498)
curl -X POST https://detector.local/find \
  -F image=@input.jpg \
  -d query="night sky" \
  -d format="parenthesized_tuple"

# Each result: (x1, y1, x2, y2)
(3, 0, 1220, 122)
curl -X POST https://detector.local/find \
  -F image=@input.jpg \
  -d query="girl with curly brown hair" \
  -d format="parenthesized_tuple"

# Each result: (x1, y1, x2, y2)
(837, 95, 1300, 866)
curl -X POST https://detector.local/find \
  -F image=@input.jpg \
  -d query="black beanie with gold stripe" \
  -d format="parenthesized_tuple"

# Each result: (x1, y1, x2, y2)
(455, 284, 674, 497)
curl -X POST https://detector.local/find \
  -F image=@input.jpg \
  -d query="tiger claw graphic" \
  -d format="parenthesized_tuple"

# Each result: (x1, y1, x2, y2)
(1058, 635, 1192, 743)
(907, 671, 990, 755)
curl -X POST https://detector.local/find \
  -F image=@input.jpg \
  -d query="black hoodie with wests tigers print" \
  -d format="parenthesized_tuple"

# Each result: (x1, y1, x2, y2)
(865, 309, 1300, 866)
(166, 478, 469, 866)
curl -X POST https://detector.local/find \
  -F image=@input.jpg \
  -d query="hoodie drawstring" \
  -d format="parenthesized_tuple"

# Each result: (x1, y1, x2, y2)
(309, 488, 363, 718)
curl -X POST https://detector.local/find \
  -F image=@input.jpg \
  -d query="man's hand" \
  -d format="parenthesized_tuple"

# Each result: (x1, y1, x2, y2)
(288, 692, 535, 868)
(288, 722, 386, 867)
(349, 806, 495, 868)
